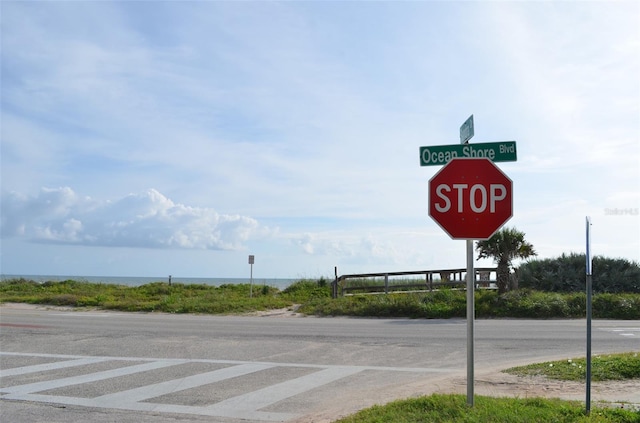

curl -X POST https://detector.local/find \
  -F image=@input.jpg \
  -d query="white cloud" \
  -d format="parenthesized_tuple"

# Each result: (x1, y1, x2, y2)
(483, 1, 639, 170)
(1, 187, 266, 250)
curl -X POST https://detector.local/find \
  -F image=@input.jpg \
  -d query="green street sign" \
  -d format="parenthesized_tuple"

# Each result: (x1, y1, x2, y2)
(460, 115, 474, 143)
(419, 141, 517, 166)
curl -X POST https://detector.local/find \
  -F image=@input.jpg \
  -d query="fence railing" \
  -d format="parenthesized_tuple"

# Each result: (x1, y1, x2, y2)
(331, 268, 497, 298)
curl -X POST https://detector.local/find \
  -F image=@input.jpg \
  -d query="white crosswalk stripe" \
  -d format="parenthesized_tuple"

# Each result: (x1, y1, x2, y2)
(2, 359, 186, 396)
(0, 356, 108, 377)
(1, 352, 454, 422)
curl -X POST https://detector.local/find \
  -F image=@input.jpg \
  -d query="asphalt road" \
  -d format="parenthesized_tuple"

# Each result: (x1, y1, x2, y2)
(1, 305, 638, 422)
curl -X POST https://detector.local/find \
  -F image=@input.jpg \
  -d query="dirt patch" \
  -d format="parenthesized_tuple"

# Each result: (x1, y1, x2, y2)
(2, 302, 309, 317)
(292, 369, 640, 423)
(392, 366, 640, 409)
(243, 304, 306, 318)
(1, 302, 84, 312)
(463, 370, 639, 407)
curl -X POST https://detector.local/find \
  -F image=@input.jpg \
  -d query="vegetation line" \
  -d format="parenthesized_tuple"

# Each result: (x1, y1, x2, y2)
(334, 394, 640, 423)
(504, 352, 640, 382)
(1, 278, 639, 319)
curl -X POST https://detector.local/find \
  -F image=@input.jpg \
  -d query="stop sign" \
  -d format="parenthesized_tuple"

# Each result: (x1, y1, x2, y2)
(429, 157, 512, 240)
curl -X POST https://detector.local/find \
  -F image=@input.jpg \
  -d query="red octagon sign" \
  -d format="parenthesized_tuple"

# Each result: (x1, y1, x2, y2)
(429, 157, 512, 240)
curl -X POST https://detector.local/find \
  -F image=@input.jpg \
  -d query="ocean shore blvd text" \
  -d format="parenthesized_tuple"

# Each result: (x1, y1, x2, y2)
(419, 142, 517, 166)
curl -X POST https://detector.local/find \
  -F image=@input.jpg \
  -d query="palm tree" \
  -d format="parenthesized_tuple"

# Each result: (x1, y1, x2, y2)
(476, 227, 537, 294)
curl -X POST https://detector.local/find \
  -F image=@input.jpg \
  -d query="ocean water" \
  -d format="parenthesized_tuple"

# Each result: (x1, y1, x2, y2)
(0, 274, 299, 290)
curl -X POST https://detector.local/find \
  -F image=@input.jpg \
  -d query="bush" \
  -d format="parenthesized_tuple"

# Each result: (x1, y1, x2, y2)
(517, 254, 640, 293)
(300, 290, 640, 319)
(48, 294, 80, 306)
(593, 293, 640, 319)
(282, 279, 331, 302)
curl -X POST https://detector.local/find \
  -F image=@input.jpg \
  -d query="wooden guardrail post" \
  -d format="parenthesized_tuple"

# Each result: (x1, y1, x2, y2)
(332, 266, 338, 299)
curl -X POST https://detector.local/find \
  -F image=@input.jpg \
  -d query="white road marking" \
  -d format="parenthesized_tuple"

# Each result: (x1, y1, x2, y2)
(604, 328, 639, 337)
(205, 366, 364, 420)
(0, 357, 108, 377)
(0, 351, 455, 373)
(1, 360, 186, 395)
(95, 362, 272, 404)
(1, 351, 456, 422)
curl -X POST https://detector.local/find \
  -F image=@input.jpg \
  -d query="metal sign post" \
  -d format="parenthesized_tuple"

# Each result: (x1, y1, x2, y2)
(462, 123, 475, 407)
(423, 115, 517, 408)
(466, 238, 475, 406)
(249, 255, 255, 298)
(585, 217, 593, 415)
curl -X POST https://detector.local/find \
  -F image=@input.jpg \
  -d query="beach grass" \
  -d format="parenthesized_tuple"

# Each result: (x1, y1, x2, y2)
(334, 394, 640, 423)
(504, 352, 640, 382)
(1, 278, 640, 319)
(0, 278, 312, 314)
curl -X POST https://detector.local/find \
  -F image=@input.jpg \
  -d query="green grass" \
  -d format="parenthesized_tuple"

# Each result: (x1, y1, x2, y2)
(504, 352, 640, 382)
(0, 278, 327, 314)
(298, 289, 640, 320)
(1, 279, 640, 319)
(335, 394, 640, 423)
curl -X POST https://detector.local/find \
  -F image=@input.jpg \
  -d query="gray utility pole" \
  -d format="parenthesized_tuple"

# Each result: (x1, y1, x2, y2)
(585, 217, 593, 415)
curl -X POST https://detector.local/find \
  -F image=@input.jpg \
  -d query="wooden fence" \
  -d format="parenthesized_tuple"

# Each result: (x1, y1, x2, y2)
(331, 268, 497, 298)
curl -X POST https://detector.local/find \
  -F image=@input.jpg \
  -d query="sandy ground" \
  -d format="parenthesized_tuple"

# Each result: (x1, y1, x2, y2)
(459, 370, 639, 408)
(295, 368, 640, 423)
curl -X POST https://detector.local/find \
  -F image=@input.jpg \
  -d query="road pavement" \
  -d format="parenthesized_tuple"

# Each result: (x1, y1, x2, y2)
(1, 304, 638, 422)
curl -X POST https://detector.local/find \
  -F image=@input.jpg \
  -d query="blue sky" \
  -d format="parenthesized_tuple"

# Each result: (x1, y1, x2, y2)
(1, 1, 638, 279)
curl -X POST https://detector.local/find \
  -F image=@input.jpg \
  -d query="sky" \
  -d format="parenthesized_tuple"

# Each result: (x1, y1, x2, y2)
(1, 1, 639, 280)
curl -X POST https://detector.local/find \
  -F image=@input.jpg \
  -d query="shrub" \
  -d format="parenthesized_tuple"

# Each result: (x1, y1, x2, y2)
(517, 254, 640, 293)
(282, 279, 331, 301)
(593, 293, 640, 319)
(48, 294, 79, 306)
